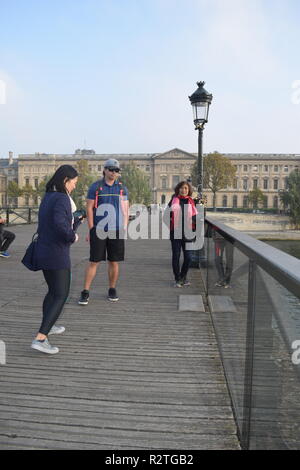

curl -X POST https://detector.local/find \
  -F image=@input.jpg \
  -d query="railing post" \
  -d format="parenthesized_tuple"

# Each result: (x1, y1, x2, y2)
(28, 208, 32, 224)
(6, 208, 9, 226)
(241, 259, 257, 449)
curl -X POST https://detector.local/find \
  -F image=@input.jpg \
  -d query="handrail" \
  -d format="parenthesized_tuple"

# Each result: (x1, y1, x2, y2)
(204, 215, 300, 450)
(206, 215, 300, 299)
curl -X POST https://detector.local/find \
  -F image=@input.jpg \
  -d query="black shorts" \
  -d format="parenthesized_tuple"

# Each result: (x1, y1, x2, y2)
(89, 227, 125, 262)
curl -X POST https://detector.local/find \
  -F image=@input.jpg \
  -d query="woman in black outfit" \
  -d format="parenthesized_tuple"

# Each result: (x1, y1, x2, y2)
(31, 165, 80, 355)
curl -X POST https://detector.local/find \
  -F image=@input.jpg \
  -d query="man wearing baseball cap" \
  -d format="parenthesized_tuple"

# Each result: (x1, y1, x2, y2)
(78, 158, 129, 304)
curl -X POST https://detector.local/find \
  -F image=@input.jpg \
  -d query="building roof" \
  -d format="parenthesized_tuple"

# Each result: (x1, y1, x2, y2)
(220, 153, 300, 161)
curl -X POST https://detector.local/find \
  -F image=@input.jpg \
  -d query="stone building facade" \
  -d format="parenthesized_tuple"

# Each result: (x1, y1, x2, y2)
(5, 149, 300, 209)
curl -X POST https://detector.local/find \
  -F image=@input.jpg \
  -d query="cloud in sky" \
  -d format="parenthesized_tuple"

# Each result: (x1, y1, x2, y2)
(0, 0, 300, 157)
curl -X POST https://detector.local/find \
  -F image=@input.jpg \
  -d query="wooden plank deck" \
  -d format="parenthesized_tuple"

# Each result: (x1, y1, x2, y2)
(0, 223, 240, 450)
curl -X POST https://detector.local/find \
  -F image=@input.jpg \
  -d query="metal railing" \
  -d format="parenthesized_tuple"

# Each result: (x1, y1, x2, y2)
(202, 216, 300, 450)
(0, 207, 39, 225)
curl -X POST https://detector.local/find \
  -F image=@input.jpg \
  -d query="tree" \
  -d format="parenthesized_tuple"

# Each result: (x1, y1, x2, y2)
(279, 170, 300, 228)
(36, 174, 52, 201)
(192, 151, 236, 210)
(7, 181, 23, 206)
(72, 159, 95, 210)
(248, 188, 266, 209)
(22, 183, 35, 206)
(120, 162, 152, 205)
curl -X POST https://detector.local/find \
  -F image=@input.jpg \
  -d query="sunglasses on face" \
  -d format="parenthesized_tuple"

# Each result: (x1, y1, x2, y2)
(106, 167, 120, 173)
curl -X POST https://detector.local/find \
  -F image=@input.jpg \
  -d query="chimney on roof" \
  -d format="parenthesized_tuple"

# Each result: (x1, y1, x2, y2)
(9, 151, 13, 165)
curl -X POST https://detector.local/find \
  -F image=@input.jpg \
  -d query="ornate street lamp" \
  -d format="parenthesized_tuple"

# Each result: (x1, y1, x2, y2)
(188, 81, 212, 269)
(189, 81, 213, 199)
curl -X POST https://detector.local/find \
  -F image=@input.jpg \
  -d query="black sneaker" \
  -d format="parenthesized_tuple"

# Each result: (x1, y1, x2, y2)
(108, 288, 119, 302)
(78, 290, 89, 305)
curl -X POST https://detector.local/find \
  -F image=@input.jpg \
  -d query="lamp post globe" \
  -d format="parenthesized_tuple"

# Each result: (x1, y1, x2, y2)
(189, 81, 213, 199)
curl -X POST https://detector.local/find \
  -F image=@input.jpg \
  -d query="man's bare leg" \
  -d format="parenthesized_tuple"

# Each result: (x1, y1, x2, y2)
(108, 261, 119, 288)
(84, 261, 100, 291)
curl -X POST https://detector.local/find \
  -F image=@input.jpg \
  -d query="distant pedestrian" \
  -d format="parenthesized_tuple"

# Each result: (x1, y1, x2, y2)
(30, 165, 80, 355)
(163, 181, 198, 287)
(0, 215, 15, 258)
(78, 159, 129, 305)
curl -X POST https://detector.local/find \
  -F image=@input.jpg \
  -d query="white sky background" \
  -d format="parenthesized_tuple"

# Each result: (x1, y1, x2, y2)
(0, 0, 299, 157)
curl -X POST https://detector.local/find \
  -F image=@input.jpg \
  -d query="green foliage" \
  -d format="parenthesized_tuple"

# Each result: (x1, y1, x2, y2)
(36, 174, 52, 200)
(72, 159, 95, 210)
(7, 181, 23, 198)
(192, 151, 236, 209)
(7, 180, 23, 206)
(248, 188, 266, 208)
(120, 162, 152, 205)
(279, 170, 300, 228)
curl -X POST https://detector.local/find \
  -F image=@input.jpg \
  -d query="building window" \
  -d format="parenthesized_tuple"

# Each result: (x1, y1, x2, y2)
(222, 195, 227, 207)
(146, 165, 150, 172)
(284, 165, 289, 172)
(233, 179, 238, 189)
(98, 165, 102, 172)
(253, 179, 258, 189)
(273, 179, 278, 190)
(264, 165, 269, 172)
(243, 165, 248, 172)
(243, 196, 249, 208)
(243, 179, 248, 190)
(232, 195, 238, 208)
(172, 175, 180, 188)
(263, 179, 268, 190)
(25, 178, 30, 186)
(274, 165, 278, 172)
(253, 165, 258, 171)
(34, 178, 39, 189)
(273, 196, 278, 209)
(161, 177, 167, 190)
(161, 194, 166, 204)
(263, 197, 268, 208)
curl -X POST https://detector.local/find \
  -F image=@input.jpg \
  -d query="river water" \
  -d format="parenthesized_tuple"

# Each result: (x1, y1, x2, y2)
(266, 240, 300, 260)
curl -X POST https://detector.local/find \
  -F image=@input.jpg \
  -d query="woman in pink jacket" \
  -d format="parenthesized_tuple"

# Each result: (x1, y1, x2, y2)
(165, 181, 198, 287)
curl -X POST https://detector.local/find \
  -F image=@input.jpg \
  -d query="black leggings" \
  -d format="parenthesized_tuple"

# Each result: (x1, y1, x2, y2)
(39, 269, 71, 335)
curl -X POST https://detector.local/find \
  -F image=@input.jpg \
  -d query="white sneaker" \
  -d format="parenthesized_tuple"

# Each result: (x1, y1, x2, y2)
(31, 338, 59, 355)
(48, 325, 66, 335)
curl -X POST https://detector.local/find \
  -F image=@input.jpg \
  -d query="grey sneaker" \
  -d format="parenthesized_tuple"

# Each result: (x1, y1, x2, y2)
(181, 278, 191, 286)
(48, 325, 65, 335)
(31, 338, 59, 355)
(174, 281, 183, 288)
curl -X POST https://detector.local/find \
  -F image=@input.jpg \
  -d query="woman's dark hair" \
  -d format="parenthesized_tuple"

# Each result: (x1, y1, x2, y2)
(46, 165, 78, 193)
(174, 181, 193, 197)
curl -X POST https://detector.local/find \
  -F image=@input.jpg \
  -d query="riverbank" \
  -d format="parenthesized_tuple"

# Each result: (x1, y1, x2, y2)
(246, 231, 300, 241)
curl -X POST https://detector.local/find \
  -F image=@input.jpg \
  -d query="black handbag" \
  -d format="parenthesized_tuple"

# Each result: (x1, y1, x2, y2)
(21, 232, 40, 271)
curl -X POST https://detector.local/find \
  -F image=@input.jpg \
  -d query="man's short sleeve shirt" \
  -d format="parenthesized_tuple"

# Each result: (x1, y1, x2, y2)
(87, 179, 128, 230)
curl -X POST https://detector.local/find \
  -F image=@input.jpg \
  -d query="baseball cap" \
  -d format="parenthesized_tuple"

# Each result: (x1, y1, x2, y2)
(104, 158, 120, 169)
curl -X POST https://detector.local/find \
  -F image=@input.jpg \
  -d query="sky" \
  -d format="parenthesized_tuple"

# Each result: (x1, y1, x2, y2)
(0, 0, 300, 157)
